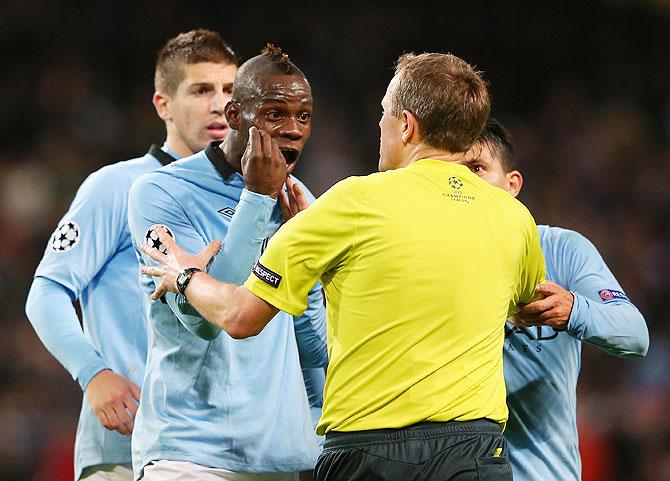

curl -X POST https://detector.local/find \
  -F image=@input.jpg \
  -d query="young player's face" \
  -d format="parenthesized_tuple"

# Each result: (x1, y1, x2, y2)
(464, 142, 521, 196)
(378, 76, 405, 172)
(237, 74, 313, 170)
(169, 61, 238, 154)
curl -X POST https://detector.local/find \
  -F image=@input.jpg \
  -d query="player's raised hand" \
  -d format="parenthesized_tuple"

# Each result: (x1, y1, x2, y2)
(85, 369, 141, 436)
(141, 227, 221, 300)
(279, 177, 309, 222)
(510, 281, 574, 331)
(241, 126, 289, 198)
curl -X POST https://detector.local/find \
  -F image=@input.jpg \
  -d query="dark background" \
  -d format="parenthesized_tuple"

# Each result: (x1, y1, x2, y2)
(1, 1, 668, 480)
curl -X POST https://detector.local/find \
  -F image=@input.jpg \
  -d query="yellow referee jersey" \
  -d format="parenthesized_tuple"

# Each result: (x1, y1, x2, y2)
(245, 159, 545, 435)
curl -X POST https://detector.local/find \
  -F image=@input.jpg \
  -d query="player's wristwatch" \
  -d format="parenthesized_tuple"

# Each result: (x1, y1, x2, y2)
(176, 267, 203, 298)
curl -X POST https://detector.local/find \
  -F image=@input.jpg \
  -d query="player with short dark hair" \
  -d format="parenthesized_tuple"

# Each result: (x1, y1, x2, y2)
(127, 44, 326, 480)
(155, 29, 237, 96)
(25, 29, 238, 481)
(463, 118, 649, 481)
(139, 52, 546, 481)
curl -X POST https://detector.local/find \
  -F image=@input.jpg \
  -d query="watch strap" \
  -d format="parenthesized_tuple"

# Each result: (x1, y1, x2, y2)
(177, 267, 203, 297)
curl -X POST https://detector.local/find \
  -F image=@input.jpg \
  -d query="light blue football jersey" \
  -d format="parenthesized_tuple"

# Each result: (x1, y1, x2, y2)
(504, 225, 649, 481)
(127, 143, 326, 478)
(27, 145, 174, 480)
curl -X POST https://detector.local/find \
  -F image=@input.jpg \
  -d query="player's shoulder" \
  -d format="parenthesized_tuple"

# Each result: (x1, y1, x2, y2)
(538, 225, 601, 259)
(136, 149, 211, 187)
(78, 152, 160, 198)
(539, 225, 593, 247)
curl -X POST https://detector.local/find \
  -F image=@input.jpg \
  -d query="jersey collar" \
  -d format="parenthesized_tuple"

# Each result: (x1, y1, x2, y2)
(205, 141, 238, 181)
(148, 144, 177, 166)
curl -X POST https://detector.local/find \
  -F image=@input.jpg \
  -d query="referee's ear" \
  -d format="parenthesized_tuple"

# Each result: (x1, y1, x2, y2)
(153, 91, 172, 122)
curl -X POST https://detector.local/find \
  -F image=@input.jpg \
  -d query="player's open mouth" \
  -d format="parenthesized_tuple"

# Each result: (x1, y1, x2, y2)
(280, 148, 299, 164)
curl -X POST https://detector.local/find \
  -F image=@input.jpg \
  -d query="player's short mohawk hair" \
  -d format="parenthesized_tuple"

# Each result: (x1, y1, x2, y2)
(260, 43, 293, 74)
(230, 43, 308, 104)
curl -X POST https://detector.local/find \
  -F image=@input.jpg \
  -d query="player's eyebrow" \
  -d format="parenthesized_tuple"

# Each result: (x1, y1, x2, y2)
(188, 82, 214, 89)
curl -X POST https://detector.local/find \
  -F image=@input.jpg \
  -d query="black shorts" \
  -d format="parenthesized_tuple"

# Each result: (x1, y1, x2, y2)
(315, 419, 511, 481)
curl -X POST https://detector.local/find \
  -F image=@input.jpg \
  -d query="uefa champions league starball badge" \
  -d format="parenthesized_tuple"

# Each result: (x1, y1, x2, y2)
(50, 221, 81, 252)
(144, 224, 175, 255)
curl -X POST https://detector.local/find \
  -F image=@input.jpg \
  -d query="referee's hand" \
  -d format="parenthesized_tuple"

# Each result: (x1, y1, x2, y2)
(141, 227, 221, 300)
(85, 369, 141, 436)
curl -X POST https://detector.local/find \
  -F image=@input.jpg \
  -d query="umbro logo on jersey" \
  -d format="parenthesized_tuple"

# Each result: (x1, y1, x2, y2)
(252, 261, 282, 288)
(145, 224, 175, 255)
(218, 206, 235, 218)
(50, 221, 80, 253)
(598, 289, 629, 303)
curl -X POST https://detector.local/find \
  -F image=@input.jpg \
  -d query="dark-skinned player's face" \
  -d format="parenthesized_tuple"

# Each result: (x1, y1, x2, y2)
(229, 73, 313, 170)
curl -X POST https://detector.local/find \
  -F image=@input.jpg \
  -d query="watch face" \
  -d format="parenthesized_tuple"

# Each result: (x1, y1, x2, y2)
(177, 271, 189, 292)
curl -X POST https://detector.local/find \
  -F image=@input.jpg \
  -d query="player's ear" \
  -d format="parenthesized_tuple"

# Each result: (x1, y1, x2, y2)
(401, 110, 417, 145)
(507, 170, 523, 197)
(153, 91, 171, 121)
(225, 101, 241, 130)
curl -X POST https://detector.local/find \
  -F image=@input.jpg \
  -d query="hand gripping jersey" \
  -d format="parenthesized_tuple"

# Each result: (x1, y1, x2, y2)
(503, 225, 649, 481)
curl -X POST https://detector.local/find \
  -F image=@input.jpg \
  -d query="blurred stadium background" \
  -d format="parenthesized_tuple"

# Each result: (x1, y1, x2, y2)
(1, 1, 668, 480)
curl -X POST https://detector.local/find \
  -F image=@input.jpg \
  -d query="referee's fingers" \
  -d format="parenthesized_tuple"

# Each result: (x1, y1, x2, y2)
(196, 240, 222, 266)
(141, 265, 163, 277)
(150, 283, 167, 301)
(156, 228, 177, 253)
(141, 243, 163, 261)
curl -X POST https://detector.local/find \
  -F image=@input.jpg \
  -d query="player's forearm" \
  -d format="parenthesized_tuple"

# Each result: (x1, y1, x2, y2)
(209, 189, 276, 284)
(567, 293, 649, 357)
(165, 189, 276, 340)
(293, 283, 328, 367)
(25, 277, 109, 389)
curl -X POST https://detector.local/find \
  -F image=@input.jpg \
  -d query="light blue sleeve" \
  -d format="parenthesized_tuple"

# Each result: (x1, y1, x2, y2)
(164, 189, 277, 340)
(302, 367, 325, 434)
(27, 166, 128, 390)
(293, 283, 328, 368)
(128, 176, 275, 340)
(26, 278, 109, 390)
(555, 230, 649, 358)
(286, 178, 329, 368)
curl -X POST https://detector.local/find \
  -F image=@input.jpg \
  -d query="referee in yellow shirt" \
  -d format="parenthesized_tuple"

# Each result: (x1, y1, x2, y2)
(142, 52, 546, 481)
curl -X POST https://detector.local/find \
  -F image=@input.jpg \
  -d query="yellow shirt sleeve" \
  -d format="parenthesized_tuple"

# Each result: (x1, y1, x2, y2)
(244, 177, 363, 316)
(509, 208, 547, 315)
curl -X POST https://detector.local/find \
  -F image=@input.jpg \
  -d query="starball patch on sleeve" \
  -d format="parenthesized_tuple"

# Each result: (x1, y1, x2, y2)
(144, 224, 175, 255)
(50, 221, 80, 253)
(598, 289, 630, 303)
(252, 261, 282, 288)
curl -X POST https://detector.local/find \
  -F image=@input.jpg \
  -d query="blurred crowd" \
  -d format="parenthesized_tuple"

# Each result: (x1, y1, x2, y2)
(1, 1, 668, 480)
